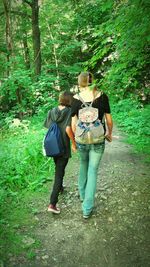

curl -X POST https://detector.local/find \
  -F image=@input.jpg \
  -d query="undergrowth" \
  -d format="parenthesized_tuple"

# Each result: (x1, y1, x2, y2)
(112, 98, 150, 160)
(0, 113, 54, 202)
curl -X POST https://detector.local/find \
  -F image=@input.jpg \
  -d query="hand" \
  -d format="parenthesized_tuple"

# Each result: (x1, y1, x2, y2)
(72, 143, 77, 152)
(105, 134, 112, 142)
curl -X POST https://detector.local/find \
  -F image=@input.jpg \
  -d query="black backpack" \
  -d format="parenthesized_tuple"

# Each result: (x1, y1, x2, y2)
(43, 122, 65, 157)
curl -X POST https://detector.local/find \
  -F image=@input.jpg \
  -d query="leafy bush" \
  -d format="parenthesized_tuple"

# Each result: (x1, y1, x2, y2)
(0, 70, 59, 117)
(0, 69, 33, 114)
(0, 114, 55, 197)
(112, 98, 150, 156)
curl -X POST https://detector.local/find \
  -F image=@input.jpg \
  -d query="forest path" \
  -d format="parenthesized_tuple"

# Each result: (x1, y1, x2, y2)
(6, 125, 149, 267)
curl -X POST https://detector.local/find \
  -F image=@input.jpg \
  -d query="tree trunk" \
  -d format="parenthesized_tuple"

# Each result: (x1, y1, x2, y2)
(2, 0, 13, 76)
(31, 0, 41, 77)
(23, 32, 31, 69)
(16, 86, 23, 119)
(22, 4, 31, 70)
(47, 22, 60, 90)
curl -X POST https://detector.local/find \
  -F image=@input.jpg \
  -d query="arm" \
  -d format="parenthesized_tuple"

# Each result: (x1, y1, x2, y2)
(66, 126, 77, 152)
(105, 113, 113, 142)
(71, 115, 78, 134)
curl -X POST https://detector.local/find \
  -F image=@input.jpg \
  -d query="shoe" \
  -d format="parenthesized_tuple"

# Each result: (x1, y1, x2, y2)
(47, 204, 60, 214)
(83, 210, 93, 219)
(83, 214, 90, 219)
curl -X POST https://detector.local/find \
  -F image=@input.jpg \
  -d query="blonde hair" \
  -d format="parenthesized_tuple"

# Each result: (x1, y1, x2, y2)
(78, 72, 94, 87)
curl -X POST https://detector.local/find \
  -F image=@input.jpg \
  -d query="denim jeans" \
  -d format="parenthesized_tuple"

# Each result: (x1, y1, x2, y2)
(77, 142, 105, 216)
(50, 156, 68, 205)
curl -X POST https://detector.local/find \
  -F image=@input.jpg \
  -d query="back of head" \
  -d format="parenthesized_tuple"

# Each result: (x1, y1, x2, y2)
(78, 72, 93, 87)
(58, 91, 73, 107)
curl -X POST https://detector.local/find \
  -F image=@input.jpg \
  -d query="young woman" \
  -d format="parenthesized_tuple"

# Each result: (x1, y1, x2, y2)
(71, 72, 113, 219)
(44, 91, 76, 214)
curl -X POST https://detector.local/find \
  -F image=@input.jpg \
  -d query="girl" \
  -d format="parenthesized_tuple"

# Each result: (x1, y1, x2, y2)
(71, 72, 113, 218)
(44, 91, 76, 214)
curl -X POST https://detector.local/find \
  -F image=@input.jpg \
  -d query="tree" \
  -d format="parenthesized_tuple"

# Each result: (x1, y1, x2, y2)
(24, 0, 41, 77)
(2, 0, 13, 76)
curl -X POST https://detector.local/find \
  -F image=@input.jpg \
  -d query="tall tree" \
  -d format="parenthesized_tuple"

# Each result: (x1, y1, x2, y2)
(24, 0, 41, 77)
(2, 0, 13, 76)
(21, 4, 31, 70)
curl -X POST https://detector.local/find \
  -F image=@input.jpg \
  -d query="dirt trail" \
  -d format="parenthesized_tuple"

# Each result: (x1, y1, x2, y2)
(6, 126, 150, 267)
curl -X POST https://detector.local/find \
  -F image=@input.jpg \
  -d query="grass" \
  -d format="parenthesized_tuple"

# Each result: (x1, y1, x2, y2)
(0, 114, 54, 194)
(0, 186, 49, 263)
(111, 98, 150, 161)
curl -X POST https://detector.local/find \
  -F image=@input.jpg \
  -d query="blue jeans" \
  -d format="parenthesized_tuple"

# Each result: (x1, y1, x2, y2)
(77, 142, 105, 216)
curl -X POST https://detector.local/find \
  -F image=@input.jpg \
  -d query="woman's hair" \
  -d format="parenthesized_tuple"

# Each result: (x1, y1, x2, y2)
(78, 72, 94, 87)
(58, 91, 73, 106)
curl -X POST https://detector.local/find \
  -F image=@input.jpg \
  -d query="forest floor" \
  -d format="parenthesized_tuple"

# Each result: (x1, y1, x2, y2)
(1, 126, 150, 267)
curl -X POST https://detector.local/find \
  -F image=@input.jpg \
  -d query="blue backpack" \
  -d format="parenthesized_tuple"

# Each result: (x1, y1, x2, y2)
(43, 122, 65, 157)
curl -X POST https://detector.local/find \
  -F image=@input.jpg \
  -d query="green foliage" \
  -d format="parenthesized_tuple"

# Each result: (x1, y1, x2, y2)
(0, 190, 42, 262)
(0, 114, 55, 199)
(0, 68, 33, 114)
(1, 0, 149, 113)
(40, 0, 83, 89)
(0, 69, 59, 116)
(31, 73, 59, 114)
(112, 99, 150, 157)
(89, 0, 150, 100)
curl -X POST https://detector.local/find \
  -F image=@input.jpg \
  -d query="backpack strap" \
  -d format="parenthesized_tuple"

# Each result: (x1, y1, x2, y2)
(77, 94, 89, 107)
(78, 90, 103, 107)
